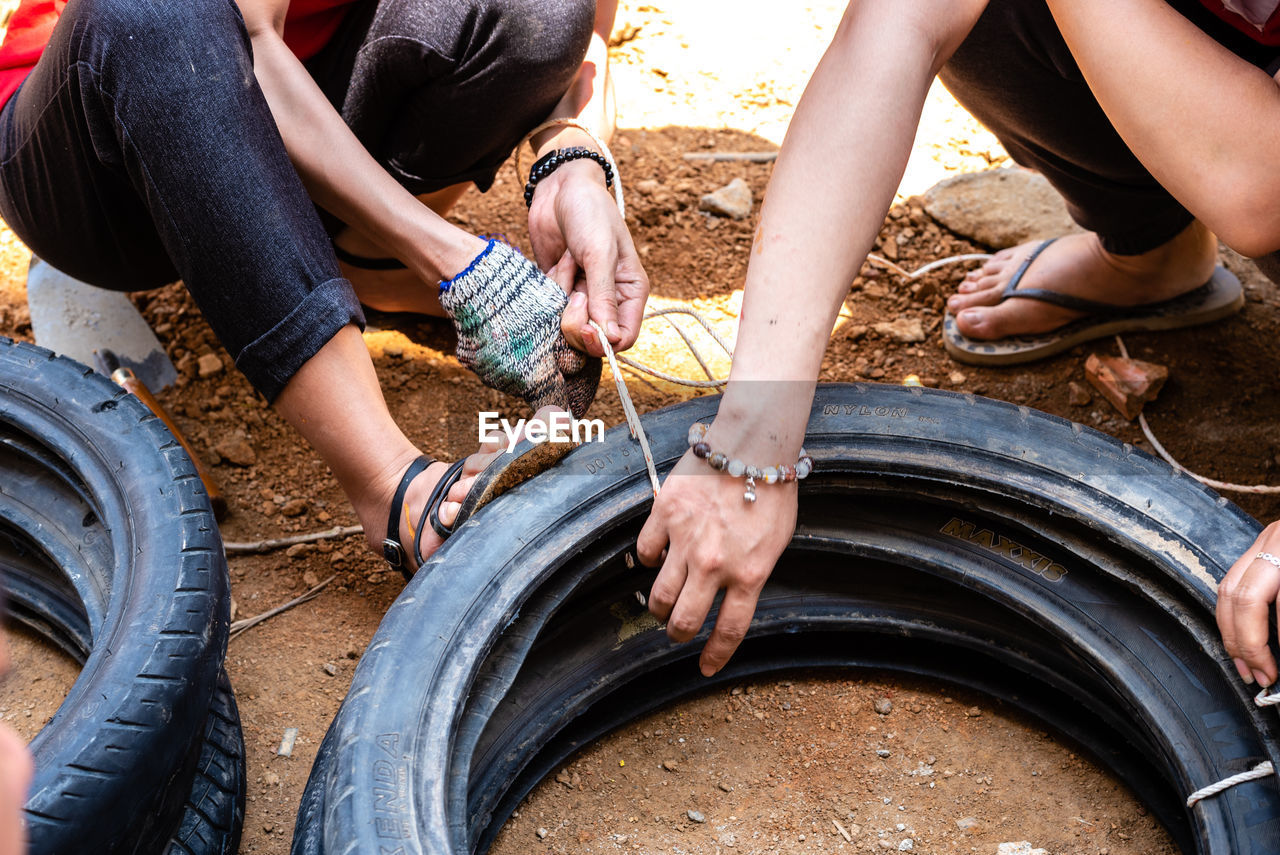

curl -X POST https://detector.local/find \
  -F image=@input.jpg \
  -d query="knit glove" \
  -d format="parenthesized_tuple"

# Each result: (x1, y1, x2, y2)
(439, 239, 601, 418)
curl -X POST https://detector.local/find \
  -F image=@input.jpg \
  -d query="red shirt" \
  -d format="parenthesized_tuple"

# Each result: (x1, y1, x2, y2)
(0, 0, 359, 109)
(1200, 1, 1280, 45)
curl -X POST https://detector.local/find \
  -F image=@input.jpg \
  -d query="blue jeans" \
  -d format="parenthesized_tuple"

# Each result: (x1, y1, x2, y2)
(0, 0, 592, 400)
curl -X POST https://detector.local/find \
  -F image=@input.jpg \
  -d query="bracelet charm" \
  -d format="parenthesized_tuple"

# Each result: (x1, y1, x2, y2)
(687, 421, 813, 503)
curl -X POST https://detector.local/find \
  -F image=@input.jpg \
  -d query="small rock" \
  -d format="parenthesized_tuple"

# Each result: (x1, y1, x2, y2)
(955, 816, 979, 831)
(263, 771, 280, 786)
(687, 810, 706, 824)
(383, 341, 403, 358)
(662, 759, 680, 772)
(717, 781, 733, 792)
(876, 749, 891, 758)
(996, 844, 1048, 855)
(873, 697, 893, 715)
(965, 706, 983, 717)
(197, 353, 224, 378)
(285, 543, 314, 560)
(555, 769, 573, 787)
(948, 371, 966, 385)
(281, 498, 309, 517)
(635, 179, 661, 196)
(873, 318, 926, 344)
(214, 433, 256, 467)
(302, 570, 320, 587)
(536, 828, 548, 839)
(699, 178, 753, 219)
(1067, 381, 1092, 407)
(923, 167, 1083, 249)
(878, 840, 895, 850)
(898, 840, 914, 851)
(1085, 353, 1168, 420)
(322, 663, 337, 677)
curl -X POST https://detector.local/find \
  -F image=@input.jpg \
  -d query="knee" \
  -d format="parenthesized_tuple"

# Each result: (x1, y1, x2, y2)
(70, 0, 249, 78)
(476, 0, 595, 84)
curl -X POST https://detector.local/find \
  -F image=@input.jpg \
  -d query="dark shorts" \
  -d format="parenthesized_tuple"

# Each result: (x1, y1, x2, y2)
(941, 0, 1280, 256)
(0, 0, 594, 400)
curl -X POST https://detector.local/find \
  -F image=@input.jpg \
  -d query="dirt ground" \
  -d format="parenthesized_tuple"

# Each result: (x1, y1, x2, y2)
(3, 2, 1280, 853)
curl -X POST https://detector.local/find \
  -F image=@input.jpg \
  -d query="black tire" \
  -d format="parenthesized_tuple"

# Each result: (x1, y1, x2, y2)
(294, 384, 1280, 855)
(0, 337, 231, 853)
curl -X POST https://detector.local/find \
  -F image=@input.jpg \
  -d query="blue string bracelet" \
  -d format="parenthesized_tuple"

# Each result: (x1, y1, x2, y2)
(687, 421, 813, 503)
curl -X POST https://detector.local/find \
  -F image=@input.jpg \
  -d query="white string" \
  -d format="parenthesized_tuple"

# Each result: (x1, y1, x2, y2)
(1113, 336, 1280, 495)
(1184, 686, 1280, 806)
(590, 318, 660, 497)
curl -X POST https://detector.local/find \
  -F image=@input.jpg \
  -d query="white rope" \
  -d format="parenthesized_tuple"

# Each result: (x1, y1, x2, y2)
(590, 318, 660, 497)
(1112, 336, 1280, 495)
(1186, 761, 1275, 808)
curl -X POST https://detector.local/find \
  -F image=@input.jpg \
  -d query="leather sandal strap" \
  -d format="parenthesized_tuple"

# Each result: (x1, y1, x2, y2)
(333, 242, 409, 271)
(414, 459, 468, 567)
(382, 455, 433, 574)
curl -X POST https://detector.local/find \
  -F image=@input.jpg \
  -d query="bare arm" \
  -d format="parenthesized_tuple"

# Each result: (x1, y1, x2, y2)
(1045, 0, 1280, 256)
(235, 0, 482, 281)
(637, 0, 987, 676)
(526, 0, 651, 356)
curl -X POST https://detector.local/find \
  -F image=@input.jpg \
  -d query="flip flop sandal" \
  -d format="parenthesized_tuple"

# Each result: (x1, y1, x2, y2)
(333, 242, 408, 271)
(942, 238, 1245, 366)
(383, 440, 579, 581)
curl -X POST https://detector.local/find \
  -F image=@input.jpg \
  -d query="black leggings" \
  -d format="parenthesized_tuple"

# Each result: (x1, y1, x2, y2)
(941, 0, 1280, 257)
(0, 0, 593, 400)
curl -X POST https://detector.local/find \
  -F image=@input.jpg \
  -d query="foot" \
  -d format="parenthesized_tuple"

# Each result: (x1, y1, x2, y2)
(946, 221, 1218, 341)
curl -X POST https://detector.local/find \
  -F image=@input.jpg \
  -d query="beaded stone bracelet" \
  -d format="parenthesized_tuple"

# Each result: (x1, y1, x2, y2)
(524, 146, 615, 207)
(687, 422, 813, 503)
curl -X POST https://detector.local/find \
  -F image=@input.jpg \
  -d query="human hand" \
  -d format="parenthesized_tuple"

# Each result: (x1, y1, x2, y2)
(0, 632, 32, 855)
(439, 239, 600, 417)
(1217, 521, 1280, 688)
(527, 159, 649, 357)
(636, 448, 798, 676)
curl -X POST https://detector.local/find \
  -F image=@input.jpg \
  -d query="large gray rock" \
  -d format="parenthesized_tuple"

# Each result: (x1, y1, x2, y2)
(922, 168, 1082, 249)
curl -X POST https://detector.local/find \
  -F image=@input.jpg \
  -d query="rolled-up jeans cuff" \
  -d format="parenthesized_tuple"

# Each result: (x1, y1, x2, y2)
(235, 277, 366, 403)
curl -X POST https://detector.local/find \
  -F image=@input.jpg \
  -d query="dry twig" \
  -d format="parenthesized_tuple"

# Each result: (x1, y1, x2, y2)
(229, 574, 337, 642)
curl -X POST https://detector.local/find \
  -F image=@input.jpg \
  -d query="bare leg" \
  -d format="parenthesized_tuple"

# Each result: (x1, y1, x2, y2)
(334, 183, 473, 315)
(947, 220, 1218, 341)
(274, 323, 475, 566)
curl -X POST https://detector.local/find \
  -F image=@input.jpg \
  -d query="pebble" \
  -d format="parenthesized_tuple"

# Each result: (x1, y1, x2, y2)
(996, 844, 1048, 855)
(873, 318, 926, 344)
(263, 771, 280, 786)
(214, 434, 257, 467)
(197, 353, 224, 377)
(878, 840, 895, 850)
(895, 824, 906, 832)
(717, 781, 733, 792)
(285, 543, 314, 560)
(965, 706, 983, 718)
(280, 498, 308, 517)
(322, 663, 337, 677)
(536, 828, 548, 839)
(955, 816, 979, 830)
(876, 749, 891, 758)
(699, 178, 753, 219)
(873, 697, 893, 715)
(662, 759, 680, 772)
(898, 839, 914, 851)
(687, 810, 706, 823)
(948, 371, 966, 385)
(1067, 381, 1092, 406)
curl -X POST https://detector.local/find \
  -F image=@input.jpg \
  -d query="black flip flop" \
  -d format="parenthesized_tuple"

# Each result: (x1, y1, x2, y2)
(333, 242, 408, 271)
(384, 440, 580, 581)
(942, 238, 1245, 365)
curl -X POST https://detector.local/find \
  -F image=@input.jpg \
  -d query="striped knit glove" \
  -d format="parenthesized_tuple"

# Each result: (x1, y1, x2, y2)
(439, 239, 600, 418)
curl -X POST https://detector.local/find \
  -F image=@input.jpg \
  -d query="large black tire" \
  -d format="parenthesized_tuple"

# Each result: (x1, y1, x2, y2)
(0, 338, 231, 853)
(294, 384, 1280, 855)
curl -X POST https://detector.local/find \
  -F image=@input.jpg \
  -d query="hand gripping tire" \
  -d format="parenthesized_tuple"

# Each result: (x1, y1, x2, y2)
(0, 338, 235, 853)
(293, 384, 1280, 855)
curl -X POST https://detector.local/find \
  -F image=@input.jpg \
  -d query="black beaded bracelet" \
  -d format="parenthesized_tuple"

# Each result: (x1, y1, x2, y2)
(524, 146, 614, 207)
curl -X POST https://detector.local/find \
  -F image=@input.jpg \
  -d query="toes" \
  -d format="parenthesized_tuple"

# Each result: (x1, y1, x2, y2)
(947, 282, 1005, 313)
(437, 500, 461, 528)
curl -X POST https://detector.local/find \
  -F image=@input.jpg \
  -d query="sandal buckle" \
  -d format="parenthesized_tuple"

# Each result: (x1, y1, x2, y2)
(382, 538, 406, 571)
